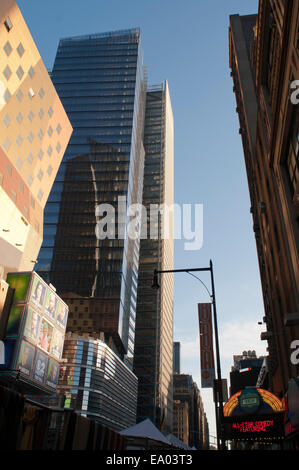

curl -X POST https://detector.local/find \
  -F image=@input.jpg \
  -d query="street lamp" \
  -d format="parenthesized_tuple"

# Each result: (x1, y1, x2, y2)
(152, 260, 226, 450)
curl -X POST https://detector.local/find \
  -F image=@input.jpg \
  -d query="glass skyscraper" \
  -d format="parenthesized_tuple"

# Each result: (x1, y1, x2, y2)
(36, 28, 146, 367)
(133, 82, 174, 433)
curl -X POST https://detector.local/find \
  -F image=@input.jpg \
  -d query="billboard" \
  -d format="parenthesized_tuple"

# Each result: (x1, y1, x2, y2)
(2, 272, 69, 392)
(198, 303, 215, 388)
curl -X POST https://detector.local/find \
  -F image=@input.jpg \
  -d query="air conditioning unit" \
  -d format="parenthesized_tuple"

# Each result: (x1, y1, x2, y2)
(261, 331, 273, 341)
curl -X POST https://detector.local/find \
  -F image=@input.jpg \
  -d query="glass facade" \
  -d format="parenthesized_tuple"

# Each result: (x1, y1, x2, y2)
(59, 334, 138, 431)
(36, 29, 146, 367)
(133, 82, 174, 432)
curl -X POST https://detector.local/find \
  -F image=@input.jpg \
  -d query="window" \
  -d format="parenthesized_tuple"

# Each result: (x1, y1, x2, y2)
(16, 157, 23, 169)
(6, 163, 12, 175)
(38, 108, 44, 119)
(27, 153, 34, 164)
(11, 190, 16, 203)
(286, 129, 299, 196)
(38, 88, 45, 99)
(47, 145, 53, 156)
(27, 175, 33, 187)
(28, 66, 35, 79)
(4, 89, 11, 103)
(16, 89, 23, 102)
(4, 17, 13, 32)
(16, 134, 23, 147)
(38, 149, 44, 160)
(47, 126, 53, 137)
(3, 138, 11, 152)
(56, 142, 61, 153)
(37, 189, 44, 201)
(0, 172, 3, 185)
(3, 114, 11, 128)
(37, 169, 43, 181)
(16, 66, 24, 80)
(48, 106, 53, 117)
(27, 110, 34, 122)
(3, 41, 12, 56)
(24, 206, 28, 219)
(3, 65, 12, 81)
(27, 132, 34, 144)
(47, 165, 53, 176)
(30, 196, 35, 208)
(38, 129, 44, 140)
(56, 124, 62, 135)
(17, 43, 25, 57)
(16, 112, 23, 124)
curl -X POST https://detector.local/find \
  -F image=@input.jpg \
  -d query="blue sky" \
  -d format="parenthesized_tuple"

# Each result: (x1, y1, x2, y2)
(18, 0, 266, 441)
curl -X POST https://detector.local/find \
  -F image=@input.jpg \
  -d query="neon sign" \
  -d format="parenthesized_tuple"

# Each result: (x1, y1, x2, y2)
(232, 420, 274, 433)
(223, 413, 285, 440)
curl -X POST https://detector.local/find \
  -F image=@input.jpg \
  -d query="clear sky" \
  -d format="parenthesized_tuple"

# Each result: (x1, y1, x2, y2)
(17, 0, 266, 443)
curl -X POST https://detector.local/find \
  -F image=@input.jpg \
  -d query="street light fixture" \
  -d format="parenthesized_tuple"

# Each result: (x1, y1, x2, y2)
(152, 260, 226, 451)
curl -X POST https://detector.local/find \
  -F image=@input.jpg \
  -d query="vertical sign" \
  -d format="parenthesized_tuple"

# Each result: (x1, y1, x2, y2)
(198, 303, 215, 388)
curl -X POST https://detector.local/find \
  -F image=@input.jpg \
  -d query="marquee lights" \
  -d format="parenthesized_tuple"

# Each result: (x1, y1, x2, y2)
(232, 420, 274, 433)
(223, 388, 283, 417)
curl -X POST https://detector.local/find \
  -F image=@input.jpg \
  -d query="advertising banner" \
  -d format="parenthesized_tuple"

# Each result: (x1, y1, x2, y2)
(24, 306, 41, 345)
(3, 272, 69, 392)
(46, 359, 60, 389)
(29, 276, 47, 312)
(33, 350, 48, 384)
(198, 303, 215, 388)
(16, 340, 35, 377)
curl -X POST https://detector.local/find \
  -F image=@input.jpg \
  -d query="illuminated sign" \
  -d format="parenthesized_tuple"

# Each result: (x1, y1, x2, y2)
(223, 413, 284, 440)
(2, 272, 69, 392)
(239, 388, 261, 414)
(198, 303, 215, 388)
(6, 273, 31, 302)
(224, 388, 283, 417)
(232, 420, 274, 433)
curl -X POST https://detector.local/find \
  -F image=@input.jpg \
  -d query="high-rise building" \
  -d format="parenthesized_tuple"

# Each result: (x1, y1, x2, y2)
(0, 0, 72, 280)
(173, 341, 181, 374)
(58, 332, 138, 431)
(36, 28, 146, 367)
(229, 350, 265, 395)
(229, 1, 299, 400)
(173, 374, 207, 449)
(173, 400, 189, 445)
(133, 82, 174, 433)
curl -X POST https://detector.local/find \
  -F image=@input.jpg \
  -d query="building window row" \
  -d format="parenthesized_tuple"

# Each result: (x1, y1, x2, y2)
(3, 63, 35, 83)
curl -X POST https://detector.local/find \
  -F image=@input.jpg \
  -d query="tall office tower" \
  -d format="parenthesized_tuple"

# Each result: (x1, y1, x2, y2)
(36, 29, 146, 367)
(173, 400, 189, 445)
(133, 82, 174, 433)
(173, 374, 207, 449)
(173, 341, 181, 374)
(0, 0, 72, 280)
(230, 350, 264, 395)
(229, 1, 299, 403)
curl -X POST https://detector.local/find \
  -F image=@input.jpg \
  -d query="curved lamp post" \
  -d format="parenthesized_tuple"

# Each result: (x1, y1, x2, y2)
(152, 259, 226, 450)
